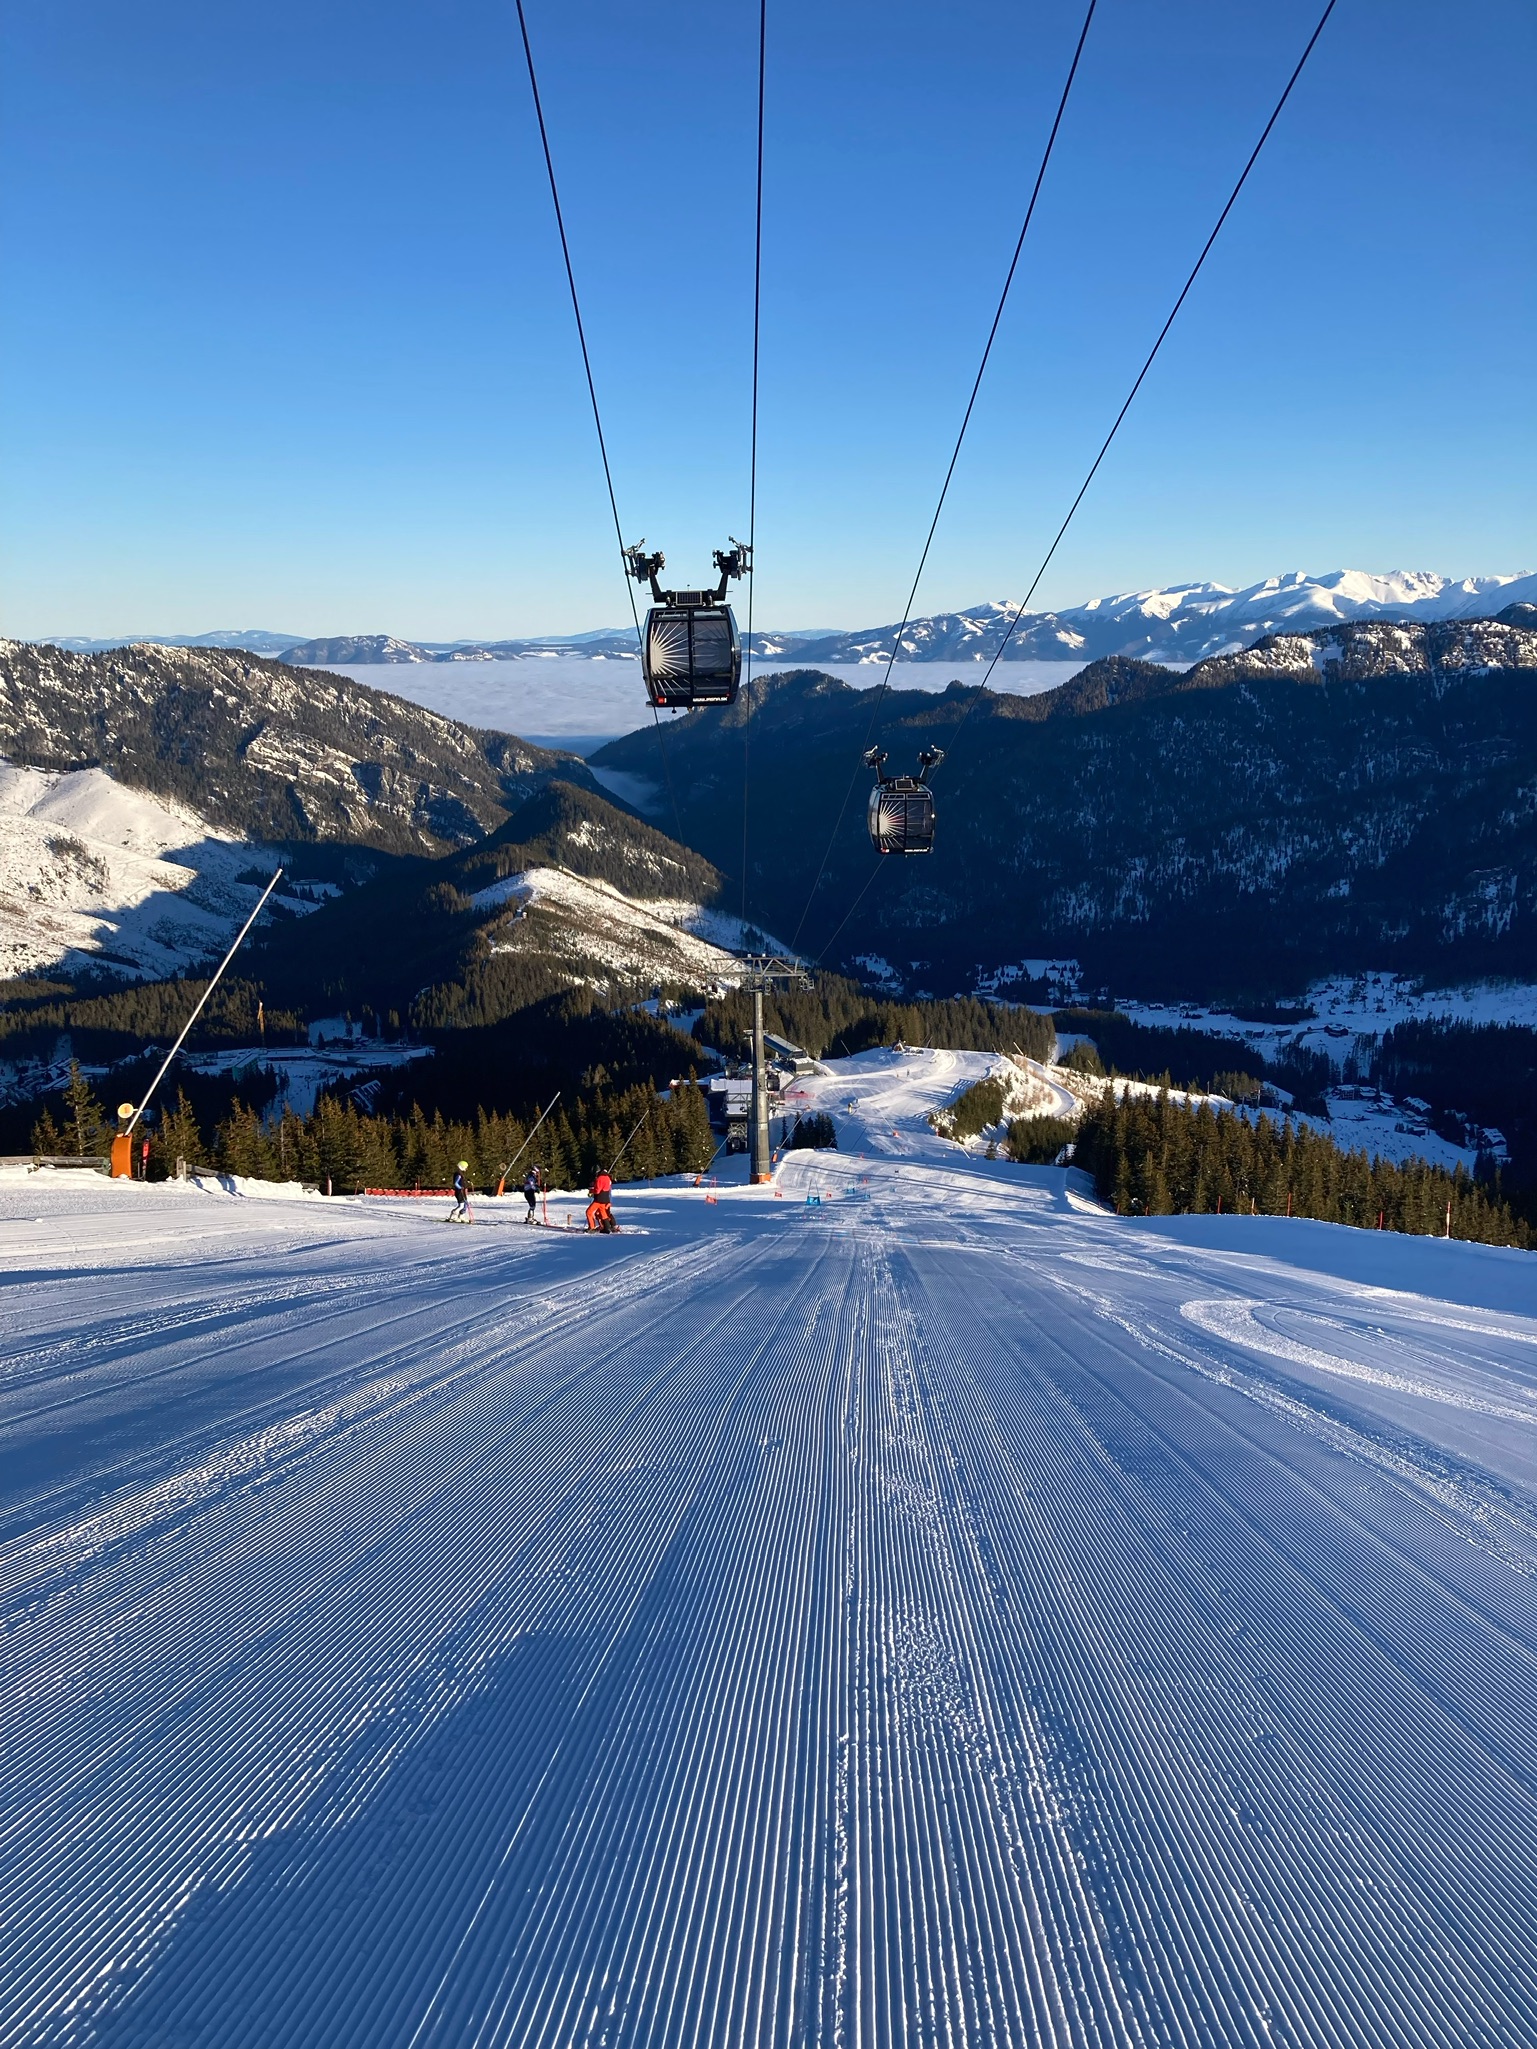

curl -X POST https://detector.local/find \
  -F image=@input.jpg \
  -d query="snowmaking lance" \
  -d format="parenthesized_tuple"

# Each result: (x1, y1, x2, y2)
(494, 1092, 562, 1197)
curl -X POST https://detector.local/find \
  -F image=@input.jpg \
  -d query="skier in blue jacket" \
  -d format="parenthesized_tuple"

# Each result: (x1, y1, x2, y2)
(448, 1162, 472, 1224)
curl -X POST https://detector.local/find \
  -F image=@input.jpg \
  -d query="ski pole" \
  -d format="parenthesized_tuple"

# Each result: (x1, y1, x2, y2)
(607, 1106, 652, 1176)
(495, 1092, 561, 1195)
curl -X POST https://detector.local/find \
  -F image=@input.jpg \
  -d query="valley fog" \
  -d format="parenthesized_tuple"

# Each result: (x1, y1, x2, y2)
(314, 655, 1089, 744)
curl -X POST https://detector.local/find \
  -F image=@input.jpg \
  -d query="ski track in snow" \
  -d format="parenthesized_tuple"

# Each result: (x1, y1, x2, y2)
(2, 1049, 1536, 2046)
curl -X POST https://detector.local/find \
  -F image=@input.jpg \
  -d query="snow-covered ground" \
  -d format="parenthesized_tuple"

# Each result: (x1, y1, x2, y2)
(178, 1039, 435, 1118)
(1120, 970, 1537, 1055)
(477, 865, 788, 987)
(1309, 1086, 1489, 1172)
(836, 1046, 1498, 1178)
(3, 1047, 1536, 2046)
(0, 757, 311, 979)
(0, 1037, 432, 1124)
(1062, 972, 1537, 1172)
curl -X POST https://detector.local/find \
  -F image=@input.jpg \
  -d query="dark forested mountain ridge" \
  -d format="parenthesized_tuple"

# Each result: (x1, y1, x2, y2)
(452, 780, 722, 905)
(0, 640, 600, 854)
(243, 781, 738, 1030)
(593, 621, 1537, 997)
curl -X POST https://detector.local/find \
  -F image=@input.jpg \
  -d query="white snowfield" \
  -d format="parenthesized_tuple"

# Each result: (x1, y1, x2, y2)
(3, 1047, 1536, 2047)
(0, 756, 301, 979)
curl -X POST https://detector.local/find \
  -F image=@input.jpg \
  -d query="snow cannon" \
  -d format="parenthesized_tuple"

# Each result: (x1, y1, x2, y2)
(111, 1103, 136, 1179)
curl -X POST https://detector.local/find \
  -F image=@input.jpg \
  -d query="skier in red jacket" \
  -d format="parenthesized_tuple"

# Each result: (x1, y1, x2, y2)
(586, 1169, 616, 1233)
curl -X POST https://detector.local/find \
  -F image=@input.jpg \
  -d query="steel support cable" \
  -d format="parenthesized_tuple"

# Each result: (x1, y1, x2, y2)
(932, 0, 1340, 769)
(812, 856, 887, 968)
(512, 0, 686, 847)
(740, 0, 768, 932)
(805, 0, 1338, 968)
(788, 0, 1099, 954)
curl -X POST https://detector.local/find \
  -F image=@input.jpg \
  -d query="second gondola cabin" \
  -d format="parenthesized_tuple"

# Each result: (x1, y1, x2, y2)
(626, 540, 749, 709)
(865, 746, 944, 856)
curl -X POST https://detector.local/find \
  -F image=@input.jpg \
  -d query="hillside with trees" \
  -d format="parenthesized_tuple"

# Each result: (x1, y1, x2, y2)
(1073, 1087, 1530, 1248)
(0, 639, 600, 854)
(593, 619, 1537, 998)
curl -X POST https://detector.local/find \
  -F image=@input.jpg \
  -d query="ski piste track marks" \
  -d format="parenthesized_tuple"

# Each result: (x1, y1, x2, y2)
(0, 1232, 714, 1570)
(1, 1055, 1535, 2048)
(918, 1247, 1537, 2043)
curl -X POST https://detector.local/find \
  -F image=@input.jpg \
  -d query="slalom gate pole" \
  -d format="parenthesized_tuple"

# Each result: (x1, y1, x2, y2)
(494, 1092, 561, 1195)
(128, 868, 284, 1134)
(607, 1107, 652, 1175)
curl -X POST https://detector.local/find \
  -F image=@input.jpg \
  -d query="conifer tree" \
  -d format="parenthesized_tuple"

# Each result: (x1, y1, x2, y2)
(217, 1101, 275, 1180)
(61, 1062, 108, 1158)
(30, 1105, 63, 1157)
(152, 1091, 205, 1178)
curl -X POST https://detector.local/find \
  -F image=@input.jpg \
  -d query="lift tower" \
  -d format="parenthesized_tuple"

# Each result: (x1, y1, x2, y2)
(737, 956, 810, 1185)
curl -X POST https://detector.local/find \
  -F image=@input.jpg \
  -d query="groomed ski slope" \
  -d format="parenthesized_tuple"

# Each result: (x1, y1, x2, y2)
(3, 1048, 1536, 2047)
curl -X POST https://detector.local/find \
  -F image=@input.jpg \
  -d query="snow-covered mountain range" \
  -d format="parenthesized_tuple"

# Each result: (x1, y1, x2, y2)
(0, 639, 612, 983)
(274, 632, 640, 666)
(9, 610, 1537, 999)
(34, 568, 1537, 670)
(42, 628, 306, 656)
(781, 569, 1537, 667)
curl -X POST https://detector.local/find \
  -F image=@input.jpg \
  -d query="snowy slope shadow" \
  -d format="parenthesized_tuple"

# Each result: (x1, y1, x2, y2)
(0, 758, 300, 979)
(89, 1626, 598, 2049)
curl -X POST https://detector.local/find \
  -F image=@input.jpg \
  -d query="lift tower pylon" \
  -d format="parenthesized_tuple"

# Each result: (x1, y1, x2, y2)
(737, 956, 810, 1185)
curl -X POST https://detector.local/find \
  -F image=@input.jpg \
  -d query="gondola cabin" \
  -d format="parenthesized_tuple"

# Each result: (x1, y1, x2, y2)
(626, 539, 750, 710)
(865, 745, 944, 856)
(641, 599, 740, 708)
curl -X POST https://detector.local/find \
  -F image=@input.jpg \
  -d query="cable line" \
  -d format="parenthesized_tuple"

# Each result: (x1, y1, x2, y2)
(789, 0, 1098, 950)
(807, 0, 1338, 962)
(936, 0, 1340, 754)
(740, 0, 768, 931)
(812, 856, 887, 968)
(512, 0, 686, 844)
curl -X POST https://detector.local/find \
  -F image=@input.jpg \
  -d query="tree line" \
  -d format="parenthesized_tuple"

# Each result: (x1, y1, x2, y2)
(0, 976, 310, 1063)
(697, 978, 1054, 1064)
(933, 1075, 1007, 1140)
(1373, 1018, 1537, 1193)
(1053, 1008, 1335, 1113)
(1073, 1087, 1531, 1249)
(33, 1064, 716, 1195)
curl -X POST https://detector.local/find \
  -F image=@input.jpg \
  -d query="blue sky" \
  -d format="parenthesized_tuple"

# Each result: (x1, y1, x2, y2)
(1, 0, 1531, 640)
